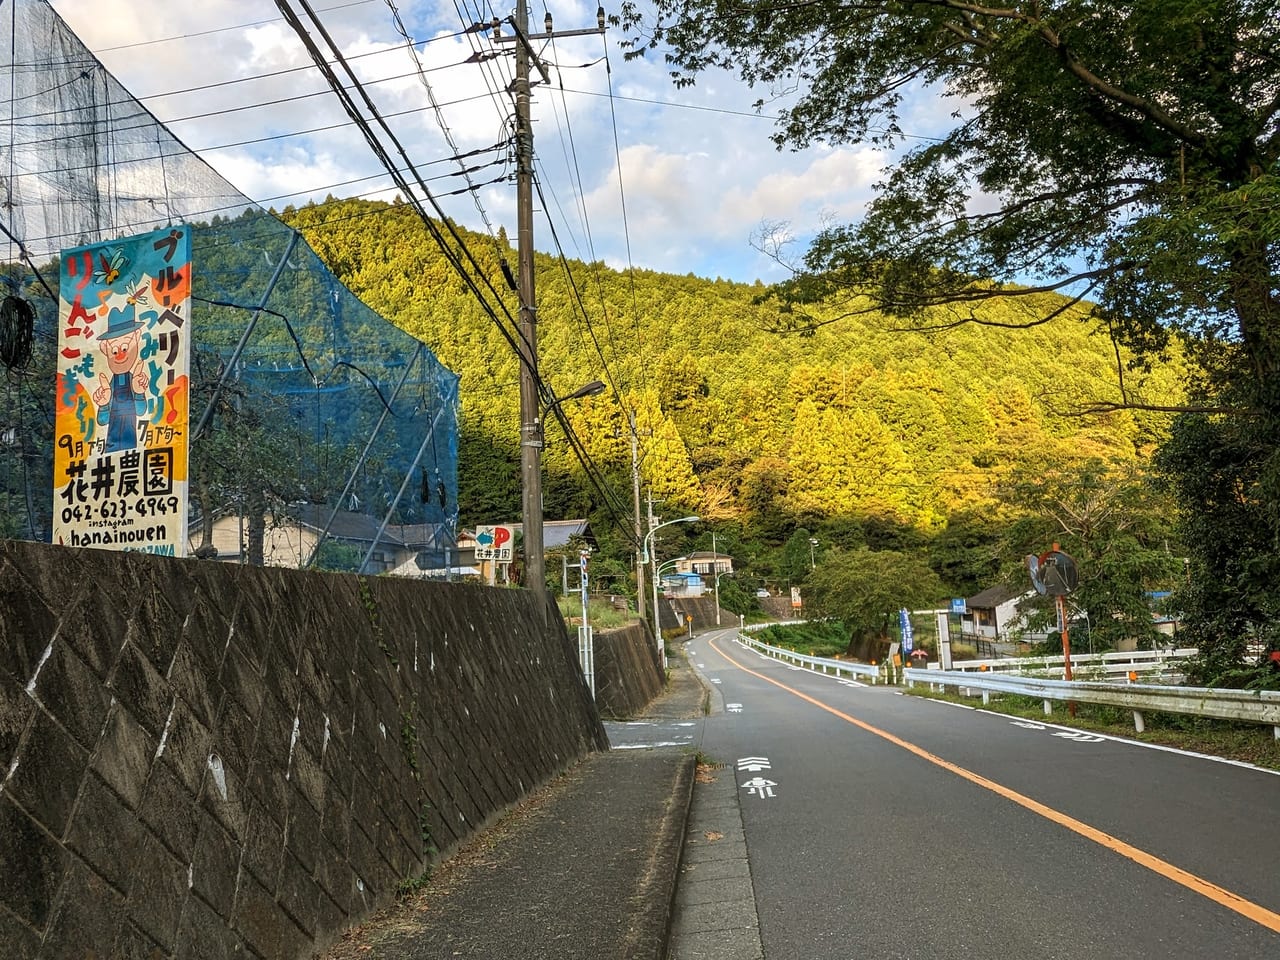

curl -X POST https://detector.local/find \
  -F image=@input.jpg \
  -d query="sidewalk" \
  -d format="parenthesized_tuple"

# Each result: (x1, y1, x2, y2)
(317, 651, 708, 960)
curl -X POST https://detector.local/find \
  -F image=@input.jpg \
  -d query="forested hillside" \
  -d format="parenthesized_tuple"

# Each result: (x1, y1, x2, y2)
(284, 196, 1186, 596)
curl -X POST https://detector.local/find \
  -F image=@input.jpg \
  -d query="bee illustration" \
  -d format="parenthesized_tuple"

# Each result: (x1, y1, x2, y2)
(125, 278, 150, 308)
(93, 247, 128, 286)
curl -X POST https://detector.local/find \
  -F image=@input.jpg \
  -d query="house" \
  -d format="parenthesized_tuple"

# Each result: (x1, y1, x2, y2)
(675, 551, 734, 579)
(192, 503, 462, 575)
(660, 550, 733, 599)
(962, 584, 1034, 640)
(661, 571, 706, 598)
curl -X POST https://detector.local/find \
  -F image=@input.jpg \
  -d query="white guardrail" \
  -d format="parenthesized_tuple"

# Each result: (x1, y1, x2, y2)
(905, 668, 1280, 740)
(945, 648, 1198, 682)
(737, 628, 1280, 739)
(736, 630, 882, 683)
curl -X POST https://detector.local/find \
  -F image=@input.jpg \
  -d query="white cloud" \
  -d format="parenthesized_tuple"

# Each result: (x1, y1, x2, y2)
(44, 0, 934, 284)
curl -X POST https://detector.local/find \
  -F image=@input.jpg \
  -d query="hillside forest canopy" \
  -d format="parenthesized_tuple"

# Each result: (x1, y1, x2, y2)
(282, 194, 1193, 667)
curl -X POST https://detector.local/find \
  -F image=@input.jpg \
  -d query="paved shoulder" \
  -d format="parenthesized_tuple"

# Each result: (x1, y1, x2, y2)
(669, 760, 764, 960)
(318, 748, 694, 960)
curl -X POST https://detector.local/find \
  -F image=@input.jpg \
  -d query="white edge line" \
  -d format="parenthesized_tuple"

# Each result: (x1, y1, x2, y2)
(909, 695, 1280, 777)
(976, 708, 1280, 777)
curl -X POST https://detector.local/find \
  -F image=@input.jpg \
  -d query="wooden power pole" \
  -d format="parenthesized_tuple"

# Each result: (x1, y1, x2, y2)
(498, 3, 604, 596)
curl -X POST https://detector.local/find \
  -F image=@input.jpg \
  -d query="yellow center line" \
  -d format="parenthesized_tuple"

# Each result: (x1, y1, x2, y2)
(708, 637, 1280, 935)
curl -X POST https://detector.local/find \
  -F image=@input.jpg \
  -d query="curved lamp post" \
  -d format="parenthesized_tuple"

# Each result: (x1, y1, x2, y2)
(543, 380, 606, 420)
(644, 515, 698, 657)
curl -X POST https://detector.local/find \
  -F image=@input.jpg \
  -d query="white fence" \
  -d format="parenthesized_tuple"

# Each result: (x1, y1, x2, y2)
(905, 668, 1280, 740)
(735, 629, 1279, 740)
(943, 648, 1197, 683)
(735, 632, 882, 682)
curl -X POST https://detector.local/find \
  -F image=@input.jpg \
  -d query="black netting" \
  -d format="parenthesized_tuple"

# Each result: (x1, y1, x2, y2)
(0, 0, 459, 573)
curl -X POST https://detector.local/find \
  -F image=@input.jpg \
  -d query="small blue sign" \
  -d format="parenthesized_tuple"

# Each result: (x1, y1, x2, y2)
(950, 597, 967, 615)
(899, 608, 914, 654)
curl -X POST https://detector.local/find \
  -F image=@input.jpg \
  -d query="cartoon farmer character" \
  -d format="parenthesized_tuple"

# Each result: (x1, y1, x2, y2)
(93, 304, 149, 454)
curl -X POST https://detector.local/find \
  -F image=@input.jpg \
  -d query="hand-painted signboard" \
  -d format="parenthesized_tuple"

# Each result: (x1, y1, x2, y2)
(53, 226, 192, 557)
(474, 524, 514, 562)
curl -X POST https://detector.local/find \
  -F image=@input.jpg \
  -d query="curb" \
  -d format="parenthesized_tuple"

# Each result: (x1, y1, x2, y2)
(624, 751, 698, 960)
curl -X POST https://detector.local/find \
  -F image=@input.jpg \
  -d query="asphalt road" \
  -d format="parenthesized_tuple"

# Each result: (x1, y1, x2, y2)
(680, 627, 1280, 960)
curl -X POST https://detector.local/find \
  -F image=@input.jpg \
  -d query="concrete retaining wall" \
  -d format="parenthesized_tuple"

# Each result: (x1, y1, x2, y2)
(592, 623, 664, 719)
(668, 596, 734, 635)
(0, 541, 606, 959)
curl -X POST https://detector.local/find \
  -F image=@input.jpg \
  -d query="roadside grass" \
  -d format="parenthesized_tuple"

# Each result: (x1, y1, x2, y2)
(754, 621, 848, 659)
(906, 686, 1280, 772)
(556, 596, 634, 629)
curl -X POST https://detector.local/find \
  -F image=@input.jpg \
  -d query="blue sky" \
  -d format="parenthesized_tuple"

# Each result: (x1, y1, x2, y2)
(48, 0, 951, 286)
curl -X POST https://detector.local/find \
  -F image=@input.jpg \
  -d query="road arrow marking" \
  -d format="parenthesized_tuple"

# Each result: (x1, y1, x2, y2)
(1052, 731, 1105, 743)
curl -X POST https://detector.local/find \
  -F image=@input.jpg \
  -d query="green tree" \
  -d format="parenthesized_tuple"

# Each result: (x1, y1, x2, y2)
(806, 547, 943, 659)
(1153, 413, 1280, 684)
(780, 528, 816, 584)
(998, 457, 1184, 650)
(622, 2, 1276, 366)
(620, 0, 1276, 663)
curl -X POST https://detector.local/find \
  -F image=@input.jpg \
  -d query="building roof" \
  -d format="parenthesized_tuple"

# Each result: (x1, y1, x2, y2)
(287, 504, 408, 546)
(281, 505, 452, 550)
(966, 584, 1025, 609)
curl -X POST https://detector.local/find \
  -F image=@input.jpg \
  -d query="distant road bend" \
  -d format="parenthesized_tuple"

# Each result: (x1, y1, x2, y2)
(670, 628, 1280, 960)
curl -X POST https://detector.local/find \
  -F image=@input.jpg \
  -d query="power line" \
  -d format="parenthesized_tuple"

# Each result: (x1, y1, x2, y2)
(382, 0, 509, 268)
(12, 60, 474, 126)
(271, 0, 530, 390)
(130, 30, 474, 102)
(86, 0, 383, 53)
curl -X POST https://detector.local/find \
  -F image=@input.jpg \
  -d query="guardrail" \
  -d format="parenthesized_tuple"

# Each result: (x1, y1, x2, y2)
(735, 632, 882, 683)
(735, 623, 1279, 738)
(947, 648, 1197, 682)
(904, 668, 1280, 739)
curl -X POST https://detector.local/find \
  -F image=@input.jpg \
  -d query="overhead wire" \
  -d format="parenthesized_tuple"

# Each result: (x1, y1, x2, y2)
(270, 0, 536, 411)
(597, 29, 648, 394)
(7, 158, 511, 253)
(525, 14, 640, 411)
(520, 16, 645, 538)
(88, 0, 382, 53)
(435, 1, 637, 537)
(12, 60, 473, 127)
(382, 0, 511, 271)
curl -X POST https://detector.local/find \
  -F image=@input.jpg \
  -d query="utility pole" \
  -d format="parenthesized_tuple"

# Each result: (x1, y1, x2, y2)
(647, 489, 656, 636)
(631, 411, 646, 621)
(496, 4, 604, 596)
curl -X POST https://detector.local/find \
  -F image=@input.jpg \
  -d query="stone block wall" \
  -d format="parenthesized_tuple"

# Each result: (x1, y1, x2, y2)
(0, 541, 606, 959)
(668, 596, 734, 634)
(592, 623, 664, 719)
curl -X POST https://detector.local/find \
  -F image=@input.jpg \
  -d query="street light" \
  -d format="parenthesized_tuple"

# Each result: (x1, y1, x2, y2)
(808, 537, 819, 570)
(524, 379, 607, 596)
(543, 379, 606, 418)
(644, 515, 699, 656)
